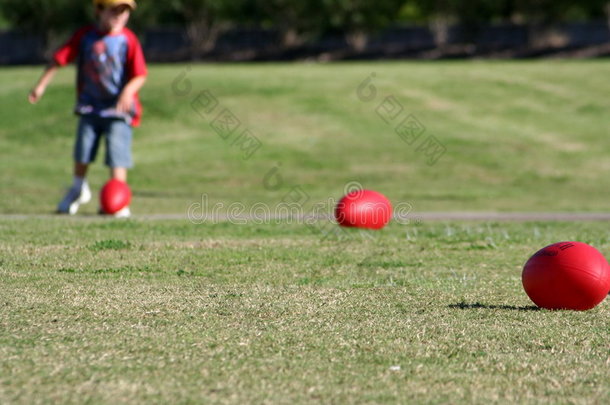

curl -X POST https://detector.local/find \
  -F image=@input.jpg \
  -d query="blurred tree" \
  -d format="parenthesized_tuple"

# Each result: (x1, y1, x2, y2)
(411, 0, 509, 44)
(126, 1, 167, 34)
(0, 0, 90, 50)
(513, 0, 572, 24)
(0, 8, 9, 29)
(254, 0, 325, 47)
(322, 0, 405, 50)
(1, 0, 608, 58)
(510, 0, 610, 47)
(396, 1, 427, 24)
(164, 0, 248, 59)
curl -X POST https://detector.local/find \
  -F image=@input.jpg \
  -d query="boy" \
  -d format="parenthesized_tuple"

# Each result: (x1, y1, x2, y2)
(28, 0, 147, 217)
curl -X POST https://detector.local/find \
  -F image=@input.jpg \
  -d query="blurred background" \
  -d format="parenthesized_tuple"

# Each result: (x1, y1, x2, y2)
(1, 0, 608, 215)
(1, 0, 609, 64)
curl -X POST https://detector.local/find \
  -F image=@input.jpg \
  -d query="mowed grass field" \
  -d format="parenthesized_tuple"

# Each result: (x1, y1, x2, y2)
(1, 61, 610, 403)
(0, 61, 609, 213)
(1, 220, 610, 403)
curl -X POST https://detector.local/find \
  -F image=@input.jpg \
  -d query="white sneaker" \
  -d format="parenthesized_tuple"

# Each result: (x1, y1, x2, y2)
(113, 206, 131, 218)
(98, 206, 131, 218)
(57, 183, 91, 214)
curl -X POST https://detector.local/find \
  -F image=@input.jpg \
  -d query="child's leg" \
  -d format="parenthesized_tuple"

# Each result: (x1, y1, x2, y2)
(57, 117, 99, 214)
(72, 115, 102, 188)
(111, 167, 127, 182)
(104, 119, 133, 178)
(103, 119, 132, 217)
(72, 162, 90, 189)
(75, 162, 89, 178)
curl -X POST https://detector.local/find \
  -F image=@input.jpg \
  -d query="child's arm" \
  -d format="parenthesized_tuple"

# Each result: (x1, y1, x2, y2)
(116, 75, 147, 114)
(28, 62, 59, 104)
(29, 26, 89, 105)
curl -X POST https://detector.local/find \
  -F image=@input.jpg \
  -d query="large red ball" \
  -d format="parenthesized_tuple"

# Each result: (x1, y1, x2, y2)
(335, 189, 392, 230)
(522, 241, 610, 310)
(100, 179, 131, 214)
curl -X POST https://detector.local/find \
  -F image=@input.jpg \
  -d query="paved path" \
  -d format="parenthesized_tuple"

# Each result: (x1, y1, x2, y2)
(2, 212, 610, 222)
(412, 212, 610, 221)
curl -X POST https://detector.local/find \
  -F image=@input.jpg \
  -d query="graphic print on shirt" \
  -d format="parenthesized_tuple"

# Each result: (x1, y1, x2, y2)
(53, 25, 147, 127)
(78, 32, 133, 121)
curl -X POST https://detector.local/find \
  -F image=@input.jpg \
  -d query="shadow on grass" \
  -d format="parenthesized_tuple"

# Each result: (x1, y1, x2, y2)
(448, 302, 540, 311)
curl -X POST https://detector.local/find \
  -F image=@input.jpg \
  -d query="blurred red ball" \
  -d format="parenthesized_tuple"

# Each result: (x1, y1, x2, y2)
(100, 179, 131, 214)
(522, 241, 610, 310)
(335, 189, 392, 230)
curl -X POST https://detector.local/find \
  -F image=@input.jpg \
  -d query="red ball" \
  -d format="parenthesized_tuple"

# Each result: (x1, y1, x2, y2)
(522, 241, 610, 310)
(335, 189, 392, 230)
(100, 179, 131, 214)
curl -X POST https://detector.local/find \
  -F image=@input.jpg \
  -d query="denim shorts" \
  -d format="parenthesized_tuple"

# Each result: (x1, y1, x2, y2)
(74, 114, 133, 168)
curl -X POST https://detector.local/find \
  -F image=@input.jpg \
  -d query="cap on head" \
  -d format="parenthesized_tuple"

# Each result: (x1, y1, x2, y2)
(93, 0, 137, 10)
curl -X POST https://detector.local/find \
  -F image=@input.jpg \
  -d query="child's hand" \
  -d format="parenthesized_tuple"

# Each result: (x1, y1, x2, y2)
(116, 91, 134, 114)
(116, 76, 146, 114)
(29, 63, 58, 104)
(28, 85, 45, 104)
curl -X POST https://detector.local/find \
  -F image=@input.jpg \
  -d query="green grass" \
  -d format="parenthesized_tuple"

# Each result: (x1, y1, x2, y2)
(1, 218, 609, 403)
(1, 61, 610, 403)
(1, 61, 609, 214)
